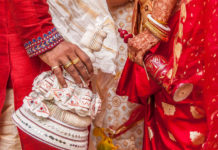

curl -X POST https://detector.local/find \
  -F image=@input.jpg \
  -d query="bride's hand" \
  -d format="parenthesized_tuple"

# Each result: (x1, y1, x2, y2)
(128, 30, 159, 66)
(107, 0, 129, 8)
(39, 41, 93, 88)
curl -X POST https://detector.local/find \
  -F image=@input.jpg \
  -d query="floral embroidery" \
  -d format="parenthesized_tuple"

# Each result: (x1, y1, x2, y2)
(24, 28, 64, 57)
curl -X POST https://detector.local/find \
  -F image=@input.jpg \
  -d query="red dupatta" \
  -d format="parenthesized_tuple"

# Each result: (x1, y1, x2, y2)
(202, 0, 218, 149)
(116, 0, 218, 148)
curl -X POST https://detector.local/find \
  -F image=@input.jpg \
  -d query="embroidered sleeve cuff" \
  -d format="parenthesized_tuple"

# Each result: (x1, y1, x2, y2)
(24, 28, 64, 57)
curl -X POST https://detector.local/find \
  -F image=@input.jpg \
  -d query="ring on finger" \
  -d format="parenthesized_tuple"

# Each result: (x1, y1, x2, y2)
(72, 58, 80, 65)
(51, 65, 59, 71)
(128, 53, 134, 61)
(128, 53, 131, 58)
(64, 61, 73, 69)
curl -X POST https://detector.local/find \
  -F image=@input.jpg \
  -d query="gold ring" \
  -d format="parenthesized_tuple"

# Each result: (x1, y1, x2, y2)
(128, 53, 133, 60)
(64, 61, 73, 69)
(128, 53, 131, 58)
(72, 58, 80, 65)
(51, 66, 59, 71)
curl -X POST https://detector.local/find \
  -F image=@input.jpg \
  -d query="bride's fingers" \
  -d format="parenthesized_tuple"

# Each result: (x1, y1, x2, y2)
(135, 51, 144, 66)
(127, 47, 136, 62)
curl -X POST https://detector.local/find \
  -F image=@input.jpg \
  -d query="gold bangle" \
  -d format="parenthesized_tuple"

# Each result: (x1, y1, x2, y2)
(144, 21, 168, 41)
(145, 21, 168, 37)
(148, 19, 168, 34)
(156, 19, 168, 25)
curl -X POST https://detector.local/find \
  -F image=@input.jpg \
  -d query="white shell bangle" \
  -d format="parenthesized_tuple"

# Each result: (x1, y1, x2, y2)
(147, 14, 171, 32)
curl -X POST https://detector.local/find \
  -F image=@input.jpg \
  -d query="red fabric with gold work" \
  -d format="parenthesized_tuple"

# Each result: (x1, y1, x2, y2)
(117, 0, 218, 149)
(0, 0, 60, 149)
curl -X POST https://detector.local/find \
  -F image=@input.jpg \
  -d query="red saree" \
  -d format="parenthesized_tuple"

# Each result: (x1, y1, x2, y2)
(117, 0, 218, 149)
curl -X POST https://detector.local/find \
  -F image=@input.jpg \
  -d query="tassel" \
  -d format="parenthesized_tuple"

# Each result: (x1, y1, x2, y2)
(80, 25, 107, 52)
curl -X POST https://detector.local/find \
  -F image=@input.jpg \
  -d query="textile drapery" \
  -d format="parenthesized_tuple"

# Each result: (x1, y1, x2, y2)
(117, 0, 218, 149)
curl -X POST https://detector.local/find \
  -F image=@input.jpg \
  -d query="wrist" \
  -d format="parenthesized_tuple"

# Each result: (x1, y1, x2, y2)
(151, 13, 168, 24)
(107, 0, 129, 8)
(133, 30, 159, 50)
(151, 0, 177, 23)
(25, 27, 64, 57)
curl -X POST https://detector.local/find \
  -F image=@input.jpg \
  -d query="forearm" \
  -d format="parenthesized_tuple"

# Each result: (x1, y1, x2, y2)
(139, 0, 178, 48)
(10, 0, 63, 57)
(151, 0, 178, 23)
(128, 0, 177, 64)
(107, 0, 130, 8)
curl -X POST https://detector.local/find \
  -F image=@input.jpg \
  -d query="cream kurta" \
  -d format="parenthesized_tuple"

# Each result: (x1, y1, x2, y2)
(48, 1, 144, 149)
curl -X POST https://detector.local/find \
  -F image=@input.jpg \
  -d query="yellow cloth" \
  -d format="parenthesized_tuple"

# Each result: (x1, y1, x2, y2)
(0, 89, 21, 150)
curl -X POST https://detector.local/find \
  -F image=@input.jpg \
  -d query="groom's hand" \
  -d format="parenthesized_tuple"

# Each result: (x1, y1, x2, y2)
(39, 41, 93, 87)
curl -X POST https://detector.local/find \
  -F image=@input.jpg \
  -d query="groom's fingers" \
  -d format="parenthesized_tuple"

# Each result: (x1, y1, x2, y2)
(59, 56, 82, 84)
(74, 45, 93, 75)
(51, 61, 67, 88)
(69, 54, 90, 82)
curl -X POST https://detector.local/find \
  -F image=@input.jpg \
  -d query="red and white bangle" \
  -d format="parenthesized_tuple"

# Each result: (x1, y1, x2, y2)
(147, 14, 171, 32)
(143, 14, 171, 42)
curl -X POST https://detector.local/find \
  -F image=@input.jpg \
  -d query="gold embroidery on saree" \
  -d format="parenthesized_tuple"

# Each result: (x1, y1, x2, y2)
(190, 131, 205, 145)
(161, 102, 176, 116)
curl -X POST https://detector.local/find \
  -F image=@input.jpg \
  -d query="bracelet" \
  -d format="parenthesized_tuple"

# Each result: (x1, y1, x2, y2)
(147, 14, 171, 32)
(143, 14, 171, 42)
(147, 20, 168, 37)
(144, 23, 168, 41)
(148, 19, 168, 34)
(144, 21, 167, 38)
(156, 19, 168, 25)
(144, 21, 168, 42)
